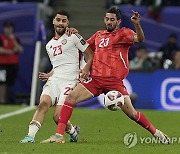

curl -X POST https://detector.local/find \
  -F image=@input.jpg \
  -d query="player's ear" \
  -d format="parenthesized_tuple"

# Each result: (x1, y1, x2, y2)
(53, 18, 55, 25)
(67, 20, 69, 27)
(117, 19, 121, 26)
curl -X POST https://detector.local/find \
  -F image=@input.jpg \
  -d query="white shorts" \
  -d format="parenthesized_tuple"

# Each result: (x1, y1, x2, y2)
(41, 77, 78, 106)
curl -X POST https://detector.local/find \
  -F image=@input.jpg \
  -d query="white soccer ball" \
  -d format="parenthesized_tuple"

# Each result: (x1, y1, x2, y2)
(104, 90, 124, 111)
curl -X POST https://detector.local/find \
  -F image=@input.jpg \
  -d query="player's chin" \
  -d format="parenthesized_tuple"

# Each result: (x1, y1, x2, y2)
(57, 29, 66, 35)
(106, 27, 114, 32)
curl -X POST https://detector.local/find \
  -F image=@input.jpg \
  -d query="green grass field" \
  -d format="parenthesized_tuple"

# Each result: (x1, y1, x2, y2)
(0, 105, 180, 154)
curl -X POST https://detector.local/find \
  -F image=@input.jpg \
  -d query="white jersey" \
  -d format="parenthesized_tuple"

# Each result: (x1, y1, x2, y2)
(42, 33, 88, 105)
(46, 33, 89, 80)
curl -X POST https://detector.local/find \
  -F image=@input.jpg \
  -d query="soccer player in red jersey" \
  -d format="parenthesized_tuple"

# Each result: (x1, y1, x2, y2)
(41, 7, 171, 144)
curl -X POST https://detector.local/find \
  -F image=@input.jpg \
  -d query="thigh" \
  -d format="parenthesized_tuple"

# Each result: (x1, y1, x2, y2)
(66, 83, 94, 104)
(57, 80, 77, 105)
(58, 78, 97, 105)
(81, 77, 103, 97)
(39, 94, 52, 107)
(41, 79, 59, 106)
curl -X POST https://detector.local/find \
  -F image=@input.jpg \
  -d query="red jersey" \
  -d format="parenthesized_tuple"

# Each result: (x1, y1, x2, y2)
(87, 27, 135, 80)
(0, 34, 19, 64)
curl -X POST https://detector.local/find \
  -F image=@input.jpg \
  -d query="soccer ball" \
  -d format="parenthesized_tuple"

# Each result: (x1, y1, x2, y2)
(104, 90, 124, 111)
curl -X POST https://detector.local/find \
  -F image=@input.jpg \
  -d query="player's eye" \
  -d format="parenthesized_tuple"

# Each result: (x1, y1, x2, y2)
(105, 17, 109, 21)
(56, 18, 60, 22)
(62, 19, 67, 23)
(110, 18, 115, 21)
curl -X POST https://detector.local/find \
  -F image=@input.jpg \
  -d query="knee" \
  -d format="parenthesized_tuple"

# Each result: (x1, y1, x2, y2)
(37, 100, 51, 113)
(66, 92, 77, 104)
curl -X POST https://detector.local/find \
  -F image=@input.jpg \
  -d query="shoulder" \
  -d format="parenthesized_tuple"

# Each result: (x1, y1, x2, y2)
(46, 38, 54, 49)
(96, 30, 106, 35)
(71, 33, 83, 39)
(47, 38, 54, 44)
(119, 27, 134, 32)
(89, 30, 106, 38)
(71, 33, 86, 44)
(118, 27, 135, 36)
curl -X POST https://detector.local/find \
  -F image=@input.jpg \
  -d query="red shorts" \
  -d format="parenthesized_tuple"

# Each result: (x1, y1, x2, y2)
(80, 76, 129, 97)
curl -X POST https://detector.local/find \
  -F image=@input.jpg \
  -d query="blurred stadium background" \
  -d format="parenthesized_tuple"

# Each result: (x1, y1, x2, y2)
(0, 0, 180, 153)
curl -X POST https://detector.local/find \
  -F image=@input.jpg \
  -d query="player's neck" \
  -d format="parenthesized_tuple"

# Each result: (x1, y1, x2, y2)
(106, 27, 119, 33)
(54, 33, 60, 40)
(113, 27, 119, 32)
(54, 32, 64, 40)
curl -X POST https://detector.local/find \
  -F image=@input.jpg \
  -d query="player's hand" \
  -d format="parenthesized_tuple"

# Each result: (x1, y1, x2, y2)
(80, 68, 89, 81)
(131, 10, 141, 25)
(65, 27, 78, 36)
(39, 72, 49, 81)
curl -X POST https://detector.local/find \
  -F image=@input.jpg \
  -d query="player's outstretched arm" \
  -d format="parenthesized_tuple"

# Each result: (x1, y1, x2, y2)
(131, 10, 145, 43)
(80, 47, 94, 80)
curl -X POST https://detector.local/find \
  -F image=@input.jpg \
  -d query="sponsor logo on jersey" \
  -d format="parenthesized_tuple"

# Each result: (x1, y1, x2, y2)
(61, 39, 67, 45)
(80, 39, 86, 45)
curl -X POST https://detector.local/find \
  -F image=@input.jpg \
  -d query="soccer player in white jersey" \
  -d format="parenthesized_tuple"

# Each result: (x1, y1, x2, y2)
(20, 10, 94, 143)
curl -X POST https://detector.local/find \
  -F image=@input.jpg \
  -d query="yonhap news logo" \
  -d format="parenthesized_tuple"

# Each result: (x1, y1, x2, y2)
(161, 77, 180, 110)
(123, 132, 180, 148)
(123, 132, 137, 148)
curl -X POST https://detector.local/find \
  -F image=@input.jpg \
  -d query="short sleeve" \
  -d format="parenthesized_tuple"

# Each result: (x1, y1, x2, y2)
(87, 32, 97, 51)
(71, 33, 89, 52)
(122, 27, 136, 45)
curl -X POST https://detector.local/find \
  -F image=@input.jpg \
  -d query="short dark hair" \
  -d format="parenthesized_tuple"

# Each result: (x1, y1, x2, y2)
(106, 7, 121, 20)
(53, 10, 70, 19)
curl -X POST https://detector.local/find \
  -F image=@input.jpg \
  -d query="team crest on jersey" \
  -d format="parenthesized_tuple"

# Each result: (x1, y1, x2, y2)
(61, 39, 67, 45)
